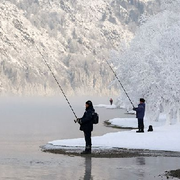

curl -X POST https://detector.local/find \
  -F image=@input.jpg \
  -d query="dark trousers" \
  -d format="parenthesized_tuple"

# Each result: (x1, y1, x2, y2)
(84, 130, 92, 150)
(138, 118, 144, 131)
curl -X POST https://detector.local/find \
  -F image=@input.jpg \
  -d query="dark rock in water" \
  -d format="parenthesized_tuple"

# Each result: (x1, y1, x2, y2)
(166, 169, 180, 179)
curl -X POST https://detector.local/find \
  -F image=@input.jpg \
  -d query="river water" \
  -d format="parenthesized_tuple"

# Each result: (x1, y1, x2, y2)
(0, 97, 179, 180)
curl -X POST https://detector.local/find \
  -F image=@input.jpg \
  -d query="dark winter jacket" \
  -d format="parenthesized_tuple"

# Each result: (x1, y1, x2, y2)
(80, 106, 94, 132)
(133, 103, 145, 119)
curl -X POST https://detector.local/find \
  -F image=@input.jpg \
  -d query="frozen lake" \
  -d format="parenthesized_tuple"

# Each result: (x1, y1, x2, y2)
(0, 96, 180, 180)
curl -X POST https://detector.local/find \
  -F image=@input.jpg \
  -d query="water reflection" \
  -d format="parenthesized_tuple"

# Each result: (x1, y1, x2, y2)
(136, 157, 146, 165)
(83, 157, 93, 180)
(1, 98, 180, 180)
(135, 157, 146, 179)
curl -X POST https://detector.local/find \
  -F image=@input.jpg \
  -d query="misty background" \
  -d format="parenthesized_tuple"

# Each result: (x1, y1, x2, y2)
(0, 0, 159, 96)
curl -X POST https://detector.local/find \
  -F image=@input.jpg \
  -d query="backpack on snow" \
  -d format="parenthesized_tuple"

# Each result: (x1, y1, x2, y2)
(92, 112, 99, 124)
(148, 125, 153, 132)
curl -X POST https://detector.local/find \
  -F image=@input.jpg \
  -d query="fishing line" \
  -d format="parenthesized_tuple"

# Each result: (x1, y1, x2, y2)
(105, 59, 135, 108)
(35, 45, 78, 119)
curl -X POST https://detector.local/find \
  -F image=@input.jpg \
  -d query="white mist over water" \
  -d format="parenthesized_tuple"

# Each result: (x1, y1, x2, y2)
(0, 96, 180, 180)
(0, 96, 122, 156)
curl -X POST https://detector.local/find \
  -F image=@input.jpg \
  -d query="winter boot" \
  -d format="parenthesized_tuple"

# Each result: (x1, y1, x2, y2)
(81, 150, 91, 154)
(81, 146, 91, 154)
(136, 130, 144, 133)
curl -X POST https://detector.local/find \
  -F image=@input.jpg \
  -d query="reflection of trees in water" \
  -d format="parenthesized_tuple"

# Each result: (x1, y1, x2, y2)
(83, 157, 93, 180)
(135, 157, 145, 179)
(136, 157, 145, 165)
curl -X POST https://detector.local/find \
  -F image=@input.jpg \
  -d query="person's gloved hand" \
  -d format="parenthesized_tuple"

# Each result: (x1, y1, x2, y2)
(76, 118, 82, 124)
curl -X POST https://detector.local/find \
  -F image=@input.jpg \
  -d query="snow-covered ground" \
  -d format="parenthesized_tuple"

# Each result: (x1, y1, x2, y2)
(126, 110, 136, 114)
(47, 114, 180, 152)
(94, 104, 117, 109)
(108, 113, 167, 128)
(48, 124, 180, 152)
(108, 118, 138, 128)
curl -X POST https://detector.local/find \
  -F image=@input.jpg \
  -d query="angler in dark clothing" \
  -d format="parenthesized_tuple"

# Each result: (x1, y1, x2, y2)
(110, 98, 113, 105)
(77, 100, 94, 154)
(133, 98, 146, 133)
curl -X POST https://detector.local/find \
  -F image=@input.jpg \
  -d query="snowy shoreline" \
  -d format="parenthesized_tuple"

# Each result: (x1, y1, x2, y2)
(41, 145, 180, 158)
(94, 104, 117, 109)
(42, 104, 180, 155)
(44, 124, 180, 152)
(104, 118, 138, 129)
(42, 123, 180, 155)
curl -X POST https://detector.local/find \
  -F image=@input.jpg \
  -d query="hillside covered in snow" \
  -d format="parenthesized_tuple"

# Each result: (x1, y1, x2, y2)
(0, 0, 158, 96)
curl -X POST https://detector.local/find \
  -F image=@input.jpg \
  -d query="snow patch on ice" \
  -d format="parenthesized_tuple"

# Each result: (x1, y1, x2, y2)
(125, 110, 136, 114)
(109, 118, 138, 128)
(108, 113, 167, 128)
(94, 104, 117, 109)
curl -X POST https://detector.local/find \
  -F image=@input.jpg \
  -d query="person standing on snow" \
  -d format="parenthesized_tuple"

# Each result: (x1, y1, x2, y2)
(133, 98, 145, 133)
(110, 98, 113, 105)
(77, 100, 94, 154)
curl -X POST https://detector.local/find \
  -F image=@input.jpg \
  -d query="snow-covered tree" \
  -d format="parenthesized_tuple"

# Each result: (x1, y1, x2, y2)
(111, 0, 180, 124)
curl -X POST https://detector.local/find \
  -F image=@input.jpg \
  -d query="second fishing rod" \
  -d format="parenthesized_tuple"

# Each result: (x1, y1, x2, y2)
(36, 43, 134, 115)
(105, 59, 135, 108)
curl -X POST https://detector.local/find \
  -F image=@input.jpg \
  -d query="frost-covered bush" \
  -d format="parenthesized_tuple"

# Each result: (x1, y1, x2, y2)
(111, 0, 180, 124)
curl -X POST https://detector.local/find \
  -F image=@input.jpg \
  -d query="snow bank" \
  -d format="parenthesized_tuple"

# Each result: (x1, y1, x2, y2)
(108, 118, 138, 128)
(95, 104, 136, 114)
(49, 124, 180, 152)
(108, 114, 167, 128)
(125, 110, 136, 114)
(94, 104, 117, 109)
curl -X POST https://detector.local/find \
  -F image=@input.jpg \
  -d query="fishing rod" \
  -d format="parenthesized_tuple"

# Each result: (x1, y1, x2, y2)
(105, 59, 135, 108)
(35, 45, 78, 120)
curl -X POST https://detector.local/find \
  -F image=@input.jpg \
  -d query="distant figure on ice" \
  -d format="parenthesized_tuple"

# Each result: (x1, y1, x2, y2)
(133, 98, 145, 133)
(77, 100, 94, 154)
(110, 98, 113, 105)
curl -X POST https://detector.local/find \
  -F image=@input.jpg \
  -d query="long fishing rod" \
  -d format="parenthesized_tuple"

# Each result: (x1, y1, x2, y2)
(105, 59, 135, 108)
(35, 45, 78, 120)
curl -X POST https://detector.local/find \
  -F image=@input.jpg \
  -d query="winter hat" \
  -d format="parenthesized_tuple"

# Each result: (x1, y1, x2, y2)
(140, 98, 145, 103)
(86, 100, 93, 107)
